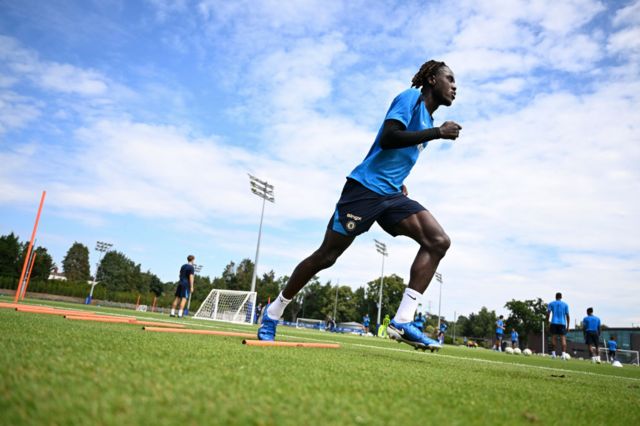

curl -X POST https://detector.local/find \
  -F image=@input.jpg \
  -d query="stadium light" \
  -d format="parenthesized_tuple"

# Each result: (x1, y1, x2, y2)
(333, 279, 339, 321)
(248, 174, 275, 295)
(435, 272, 443, 332)
(374, 239, 388, 329)
(87, 241, 113, 304)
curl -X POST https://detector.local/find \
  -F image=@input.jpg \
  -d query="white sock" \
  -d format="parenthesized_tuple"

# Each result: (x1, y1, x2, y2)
(178, 309, 183, 317)
(552, 351, 556, 357)
(393, 287, 422, 323)
(267, 292, 291, 320)
(170, 309, 175, 315)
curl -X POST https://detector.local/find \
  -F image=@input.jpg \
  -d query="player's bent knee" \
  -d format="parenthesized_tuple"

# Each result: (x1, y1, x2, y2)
(420, 232, 451, 257)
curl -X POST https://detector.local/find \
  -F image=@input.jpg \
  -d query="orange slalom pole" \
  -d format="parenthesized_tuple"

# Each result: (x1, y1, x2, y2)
(151, 296, 157, 312)
(15, 306, 98, 316)
(15, 190, 46, 302)
(0, 302, 21, 309)
(65, 315, 134, 324)
(142, 327, 255, 338)
(135, 320, 185, 328)
(135, 295, 140, 309)
(21, 251, 37, 300)
(242, 340, 340, 349)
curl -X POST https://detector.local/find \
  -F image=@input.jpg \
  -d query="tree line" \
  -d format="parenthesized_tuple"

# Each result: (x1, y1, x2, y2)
(0, 232, 549, 342)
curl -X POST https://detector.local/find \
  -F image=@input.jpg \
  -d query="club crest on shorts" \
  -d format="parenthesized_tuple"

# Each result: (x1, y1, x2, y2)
(346, 221, 356, 231)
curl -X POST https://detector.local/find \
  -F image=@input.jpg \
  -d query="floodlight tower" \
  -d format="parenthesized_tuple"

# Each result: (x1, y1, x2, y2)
(248, 174, 275, 294)
(435, 272, 443, 332)
(374, 239, 388, 329)
(87, 241, 112, 304)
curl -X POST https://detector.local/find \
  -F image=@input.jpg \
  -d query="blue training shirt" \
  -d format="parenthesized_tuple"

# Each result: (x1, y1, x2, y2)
(511, 330, 519, 341)
(582, 315, 601, 332)
(496, 319, 504, 335)
(348, 88, 433, 195)
(607, 340, 617, 351)
(179, 263, 195, 286)
(548, 300, 569, 326)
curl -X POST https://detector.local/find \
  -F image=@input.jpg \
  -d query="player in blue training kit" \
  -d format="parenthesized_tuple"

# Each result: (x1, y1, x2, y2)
(438, 322, 448, 345)
(582, 307, 601, 363)
(171, 255, 195, 318)
(510, 328, 519, 349)
(607, 336, 617, 362)
(546, 292, 570, 358)
(494, 316, 505, 351)
(363, 314, 370, 334)
(258, 60, 461, 353)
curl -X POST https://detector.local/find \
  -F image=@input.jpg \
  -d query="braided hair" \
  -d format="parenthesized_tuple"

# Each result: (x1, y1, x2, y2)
(411, 60, 448, 89)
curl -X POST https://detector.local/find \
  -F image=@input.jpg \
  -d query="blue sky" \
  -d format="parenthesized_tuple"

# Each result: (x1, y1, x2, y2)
(1, 0, 639, 326)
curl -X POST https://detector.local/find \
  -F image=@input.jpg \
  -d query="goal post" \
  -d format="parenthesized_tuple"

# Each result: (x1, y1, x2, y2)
(598, 347, 639, 365)
(194, 289, 257, 325)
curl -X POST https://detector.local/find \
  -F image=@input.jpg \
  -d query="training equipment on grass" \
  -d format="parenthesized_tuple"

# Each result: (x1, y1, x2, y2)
(561, 353, 571, 360)
(523, 348, 532, 356)
(296, 317, 325, 330)
(65, 315, 133, 324)
(193, 289, 257, 325)
(505, 347, 514, 354)
(15, 306, 99, 316)
(513, 348, 522, 355)
(142, 326, 255, 338)
(242, 340, 340, 349)
(611, 360, 623, 368)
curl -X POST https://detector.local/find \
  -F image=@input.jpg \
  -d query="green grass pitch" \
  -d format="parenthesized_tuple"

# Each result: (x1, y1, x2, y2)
(1, 296, 639, 426)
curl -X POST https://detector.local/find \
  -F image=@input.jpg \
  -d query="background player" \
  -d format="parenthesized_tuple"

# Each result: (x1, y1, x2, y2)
(258, 60, 461, 352)
(546, 292, 570, 359)
(494, 315, 505, 351)
(582, 307, 601, 363)
(170, 255, 195, 318)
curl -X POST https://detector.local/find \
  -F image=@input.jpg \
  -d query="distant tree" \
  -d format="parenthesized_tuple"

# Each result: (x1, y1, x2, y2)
(466, 307, 497, 339)
(504, 298, 547, 344)
(18, 246, 54, 282)
(219, 259, 254, 291)
(96, 251, 142, 292)
(62, 242, 91, 282)
(0, 232, 23, 279)
(365, 274, 406, 327)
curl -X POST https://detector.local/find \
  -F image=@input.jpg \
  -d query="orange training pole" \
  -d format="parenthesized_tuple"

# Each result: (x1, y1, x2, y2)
(21, 251, 37, 300)
(14, 190, 46, 303)
(151, 296, 157, 312)
(242, 340, 340, 349)
(142, 327, 255, 338)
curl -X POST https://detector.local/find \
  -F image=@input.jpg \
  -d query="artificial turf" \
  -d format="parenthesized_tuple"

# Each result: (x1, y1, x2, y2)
(1, 297, 639, 426)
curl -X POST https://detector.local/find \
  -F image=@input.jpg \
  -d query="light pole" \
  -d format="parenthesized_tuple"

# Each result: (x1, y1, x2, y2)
(333, 279, 339, 322)
(374, 239, 388, 329)
(435, 272, 443, 332)
(87, 241, 112, 304)
(248, 174, 275, 295)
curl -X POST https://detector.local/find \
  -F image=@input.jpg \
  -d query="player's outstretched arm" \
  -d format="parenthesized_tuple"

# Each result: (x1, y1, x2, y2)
(379, 119, 462, 149)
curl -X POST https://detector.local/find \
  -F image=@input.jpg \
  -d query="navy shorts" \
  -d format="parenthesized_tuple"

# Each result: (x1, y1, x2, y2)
(175, 284, 189, 299)
(328, 179, 426, 237)
(550, 323, 567, 335)
(496, 333, 503, 341)
(585, 331, 599, 347)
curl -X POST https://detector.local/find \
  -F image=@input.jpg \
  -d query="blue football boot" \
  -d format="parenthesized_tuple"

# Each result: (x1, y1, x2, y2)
(387, 319, 442, 352)
(257, 304, 278, 341)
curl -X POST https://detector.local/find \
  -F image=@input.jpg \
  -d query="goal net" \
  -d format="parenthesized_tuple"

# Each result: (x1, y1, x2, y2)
(194, 289, 257, 325)
(296, 318, 326, 330)
(335, 322, 366, 335)
(598, 348, 640, 365)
